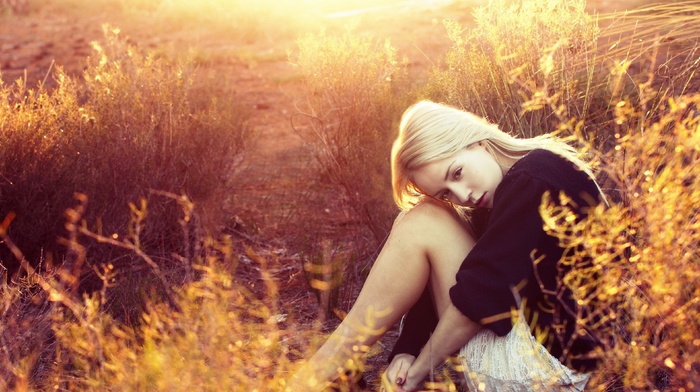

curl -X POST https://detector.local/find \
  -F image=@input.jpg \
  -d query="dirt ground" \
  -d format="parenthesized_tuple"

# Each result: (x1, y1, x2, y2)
(0, 0, 644, 388)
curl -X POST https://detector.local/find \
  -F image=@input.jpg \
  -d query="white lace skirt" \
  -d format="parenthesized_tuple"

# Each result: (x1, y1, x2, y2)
(458, 315, 590, 392)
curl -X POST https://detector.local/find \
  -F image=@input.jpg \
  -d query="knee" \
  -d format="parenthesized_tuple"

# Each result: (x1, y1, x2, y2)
(392, 200, 466, 235)
(388, 202, 476, 269)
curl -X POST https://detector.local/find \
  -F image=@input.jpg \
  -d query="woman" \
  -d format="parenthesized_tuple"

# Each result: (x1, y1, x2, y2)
(289, 100, 605, 391)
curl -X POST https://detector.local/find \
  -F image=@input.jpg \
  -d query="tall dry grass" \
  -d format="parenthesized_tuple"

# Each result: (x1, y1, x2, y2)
(1, 0, 699, 390)
(293, 30, 408, 247)
(291, 0, 700, 390)
(541, 93, 700, 391)
(423, 0, 600, 138)
(291, 30, 411, 324)
(0, 25, 250, 317)
(0, 195, 326, 391)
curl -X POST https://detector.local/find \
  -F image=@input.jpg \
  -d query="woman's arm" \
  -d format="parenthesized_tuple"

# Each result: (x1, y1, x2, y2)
(399, 304, 481, 390)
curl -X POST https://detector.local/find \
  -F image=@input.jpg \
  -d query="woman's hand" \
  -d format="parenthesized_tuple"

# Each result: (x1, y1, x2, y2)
(394, 364, 425, 391)
(381, 353, 415, 391)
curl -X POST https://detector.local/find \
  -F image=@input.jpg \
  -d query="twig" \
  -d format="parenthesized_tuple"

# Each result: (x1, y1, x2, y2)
(77, 225, 181, 312)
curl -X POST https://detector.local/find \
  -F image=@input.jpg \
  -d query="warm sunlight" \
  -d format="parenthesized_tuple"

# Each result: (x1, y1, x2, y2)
(152, 0, 467, 17)
(118, 0, 487, 25)
(2, 0, 699, 390)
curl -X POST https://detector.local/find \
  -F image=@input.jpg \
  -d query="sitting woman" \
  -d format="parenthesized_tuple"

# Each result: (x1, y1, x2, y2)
(288, 100, 606, 391)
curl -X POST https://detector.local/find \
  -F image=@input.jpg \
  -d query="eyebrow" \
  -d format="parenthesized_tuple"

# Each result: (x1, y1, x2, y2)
(444, 160, 456, 181)
(432, 160, 456, 198)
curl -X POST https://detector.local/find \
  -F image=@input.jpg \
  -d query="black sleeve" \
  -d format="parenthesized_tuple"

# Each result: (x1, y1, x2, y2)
(387, 285, 437, 361)
(449, 173, 547, 336)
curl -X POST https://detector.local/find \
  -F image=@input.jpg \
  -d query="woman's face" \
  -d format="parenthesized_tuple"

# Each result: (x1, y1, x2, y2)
(412, 143, 505, 209)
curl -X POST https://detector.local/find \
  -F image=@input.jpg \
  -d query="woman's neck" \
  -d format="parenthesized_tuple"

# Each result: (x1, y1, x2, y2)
(495, 150, 524, 176)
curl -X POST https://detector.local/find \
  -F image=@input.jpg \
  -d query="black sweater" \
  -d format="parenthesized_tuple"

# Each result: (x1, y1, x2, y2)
(389, 149, 603, 372)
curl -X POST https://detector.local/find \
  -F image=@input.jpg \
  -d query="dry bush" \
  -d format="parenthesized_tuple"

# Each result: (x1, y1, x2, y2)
(423, 0, 600, 138)
(0, 26, 250, 317)
(291, 30, 410, 323)
(49, 253, 299, 391)
(541, 93, 700, 391)
(0, 195, 334, 391)
(423, 0, 700, 152)
(293, 30, 408, 245)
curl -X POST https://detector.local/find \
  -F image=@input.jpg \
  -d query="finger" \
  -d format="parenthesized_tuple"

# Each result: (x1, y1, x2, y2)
(395, 361, 411, 386)
(395, 360, 405, 385)
(385, 360, 401, 383)
(381, 371, 397, 392)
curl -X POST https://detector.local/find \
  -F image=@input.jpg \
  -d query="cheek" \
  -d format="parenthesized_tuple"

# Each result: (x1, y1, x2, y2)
(485, 163, 503, 184)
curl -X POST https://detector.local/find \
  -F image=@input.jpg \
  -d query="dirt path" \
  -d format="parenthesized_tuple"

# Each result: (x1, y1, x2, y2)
(0, 6, 102, 88)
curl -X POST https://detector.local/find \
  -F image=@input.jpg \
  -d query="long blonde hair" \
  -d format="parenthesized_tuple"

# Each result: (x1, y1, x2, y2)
(390, 100, 596, 210)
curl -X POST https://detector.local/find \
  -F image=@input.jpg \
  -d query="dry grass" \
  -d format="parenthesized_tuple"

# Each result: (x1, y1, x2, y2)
(541, 93, 700, 391)
(0, 195, 325, 391)
(422, 0, 600, 138)
(0, 22, 251, 326)
(292, 30, 408, 247)
(1, 0, 699, 390)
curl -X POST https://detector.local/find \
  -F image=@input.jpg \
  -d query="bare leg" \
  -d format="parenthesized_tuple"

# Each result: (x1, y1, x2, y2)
(288, 201, 476, 390)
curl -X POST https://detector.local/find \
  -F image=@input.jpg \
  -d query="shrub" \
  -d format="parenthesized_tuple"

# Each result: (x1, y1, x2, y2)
(0, 26, 251, 314)
(541, 92, 700, 390)
(423, 0, 700, 153)
(292, 30, 410, 322)
(49, 253, 298, 391)
(0, 196, 328, 391)
(422, 0, 600, 139)
(293, 30, 408, 246)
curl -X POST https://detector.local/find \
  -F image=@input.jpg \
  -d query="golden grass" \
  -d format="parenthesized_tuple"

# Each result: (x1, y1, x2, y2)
(423, 0, 600, 138)
(0, 196, 320, 391)
(292, 29, 409, 246)
(541, 92, 700, 390)
(1, 0, 699, 390)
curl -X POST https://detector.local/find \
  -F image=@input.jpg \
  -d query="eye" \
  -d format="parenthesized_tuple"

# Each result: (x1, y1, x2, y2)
(440, 190, 451, 201)
(453, 167, 462, 180)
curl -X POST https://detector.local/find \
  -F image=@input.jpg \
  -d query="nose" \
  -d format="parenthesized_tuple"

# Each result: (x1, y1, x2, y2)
(449, 186, 471, 206)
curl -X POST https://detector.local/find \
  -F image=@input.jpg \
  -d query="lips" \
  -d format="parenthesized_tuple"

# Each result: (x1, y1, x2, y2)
(475, 193, 488, 208)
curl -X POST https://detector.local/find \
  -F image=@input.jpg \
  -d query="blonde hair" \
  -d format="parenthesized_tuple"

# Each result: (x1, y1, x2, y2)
(390, 100, 595, 210)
